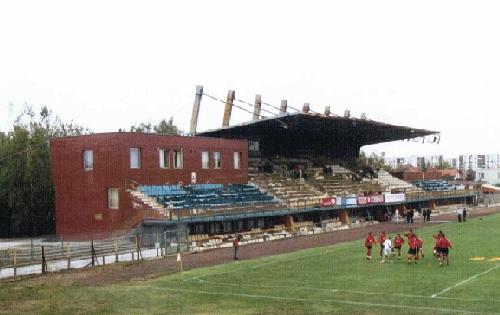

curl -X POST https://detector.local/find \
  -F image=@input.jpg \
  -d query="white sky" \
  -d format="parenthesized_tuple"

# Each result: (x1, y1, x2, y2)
(1, 0, 499, 157)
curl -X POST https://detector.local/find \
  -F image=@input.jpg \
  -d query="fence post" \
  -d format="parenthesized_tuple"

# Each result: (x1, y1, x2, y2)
(13, 249, 17, 276)
(114, 238, 119, 263)
(41, 246, 47, 274)
(136, 235, 143, 260)
(164, 231, 168, 258)
(66, 243, 71, 270)
(156, 235, 160, 257)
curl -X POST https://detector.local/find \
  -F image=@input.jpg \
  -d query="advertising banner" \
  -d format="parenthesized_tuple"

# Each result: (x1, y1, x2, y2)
(356, 196, 369, 205)
(320, 197, 337, 207)
(345, 196, 357, 206)
(384, 193, 405, 204)
(368, 194, 385, 204)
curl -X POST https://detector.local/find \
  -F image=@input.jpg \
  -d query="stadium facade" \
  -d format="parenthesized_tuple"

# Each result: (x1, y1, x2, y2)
(50, 108, 478, 241)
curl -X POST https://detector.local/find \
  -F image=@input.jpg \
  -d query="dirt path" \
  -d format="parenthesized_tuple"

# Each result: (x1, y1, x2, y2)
(9, 206, 499, 286)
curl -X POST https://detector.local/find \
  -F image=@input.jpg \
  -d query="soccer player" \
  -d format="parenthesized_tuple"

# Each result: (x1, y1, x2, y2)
(438, 233, 452, 266)
(378, 231, 387, 259)
(394, 233, 404, 259)
(433, 231, 443, 260)
(415, 234, 424, 260)
(407, 231, 418, 264)
(381, 236, 392, 264)
(365, 232, 376, 261)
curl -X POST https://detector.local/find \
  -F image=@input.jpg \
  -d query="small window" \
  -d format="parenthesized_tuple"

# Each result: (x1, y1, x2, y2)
(233, 152, 242, 169)
(130, 148, 141, 169)
(174, 149, 183, 169)
(108, 188, 119, 209)
(159, 149, 169, 168)
(83, 150, 93, 170)
(249, 141, 259, 152)
(201, 151, 209, 169)
(213, 152, 221, 169)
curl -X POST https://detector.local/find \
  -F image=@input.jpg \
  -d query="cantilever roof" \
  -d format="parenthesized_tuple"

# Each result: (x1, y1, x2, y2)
(198, 112, 438, 147)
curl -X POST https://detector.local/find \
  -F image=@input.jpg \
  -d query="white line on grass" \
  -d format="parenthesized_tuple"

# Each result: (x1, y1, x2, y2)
(431, 264, 500, 298)
(187, 278, 500, 303)
(191, 278, 338, 293)
(151, 286, 500, 315)
(183, 246, 342, 282)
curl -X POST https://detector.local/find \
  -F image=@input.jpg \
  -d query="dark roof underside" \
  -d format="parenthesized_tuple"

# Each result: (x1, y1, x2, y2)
(198, 113, 437, 146)
(198, 113, 438, 161)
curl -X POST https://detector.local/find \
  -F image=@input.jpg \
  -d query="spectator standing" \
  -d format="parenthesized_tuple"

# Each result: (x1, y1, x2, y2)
(463, 207, 467, 222)
(233, 234, 240, 260)
(456, 207, 463, 222)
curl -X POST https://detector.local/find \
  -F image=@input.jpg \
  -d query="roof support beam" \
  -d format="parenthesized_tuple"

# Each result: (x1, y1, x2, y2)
(280, 100, 287, 115)
(252, 95, 262, 120)
(190, 85, 203, 135)
(222, 90, 235, 127)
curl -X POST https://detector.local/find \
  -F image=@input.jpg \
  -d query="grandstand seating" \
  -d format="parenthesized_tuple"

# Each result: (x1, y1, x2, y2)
(250, 173, 328, 208)
(137, 184, 277, 214)
(306, 166, 383, 197)
(371, 170, 420, 192)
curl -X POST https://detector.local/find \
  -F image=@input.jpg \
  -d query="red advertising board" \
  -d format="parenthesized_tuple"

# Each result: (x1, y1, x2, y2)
(356, 196, 369, 205)
(367, 194, 385, 204)
(320, 197, 337, 207)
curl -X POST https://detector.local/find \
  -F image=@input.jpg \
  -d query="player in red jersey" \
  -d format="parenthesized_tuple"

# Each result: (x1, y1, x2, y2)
(393, 233, 405, 259)
(433, 231, 444, 262)
(365, 232, 376, 261)
(438, 233, 452, 266)
(415, 234, 424, 260)
(378, 231, 387, 259)
(407, 231, 418, 264)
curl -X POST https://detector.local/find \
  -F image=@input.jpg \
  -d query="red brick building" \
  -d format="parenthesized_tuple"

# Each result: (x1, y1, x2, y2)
(50, 133, 247, 239)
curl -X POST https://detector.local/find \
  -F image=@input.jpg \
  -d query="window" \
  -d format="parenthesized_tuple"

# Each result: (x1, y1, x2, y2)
(130, 148, 141, 169)
(249, 141, 259, 152)
(173, 149, 183, 169)
(108, 188, 119, 209)
(159, 149, 169, 168)
(83, 150, 93, 170)
(233, 152, 242, 169)
(201, 151, 209, 169)
(213, 151, 221, 169)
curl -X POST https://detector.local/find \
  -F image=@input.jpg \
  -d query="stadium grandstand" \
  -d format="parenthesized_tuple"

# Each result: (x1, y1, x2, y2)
(49, 86, 479, 245)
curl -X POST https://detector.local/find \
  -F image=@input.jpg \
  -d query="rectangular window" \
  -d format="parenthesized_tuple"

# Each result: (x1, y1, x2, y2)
(201, 151, 209, 169)
(83, 150, 93, 170)
(108, 188, 119, 209)
(174, 149, 183, 169)
(233, 152, 242, 169)
(159, 149, 169, 168)
(249, 141, 260, 152)
(130, 148, 141, 169)
(213, 151, 221, 169)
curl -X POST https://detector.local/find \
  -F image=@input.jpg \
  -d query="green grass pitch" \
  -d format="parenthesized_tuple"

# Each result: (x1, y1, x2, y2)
(2, 214, 500, 314)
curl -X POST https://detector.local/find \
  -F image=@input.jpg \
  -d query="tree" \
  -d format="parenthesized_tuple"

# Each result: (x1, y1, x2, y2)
(354, 152, 392, 179)
(465, 168, 476, 181)
(436, 160, 451, 170)
(129, 117, 179, 135)
(0, 104, 90, 237)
